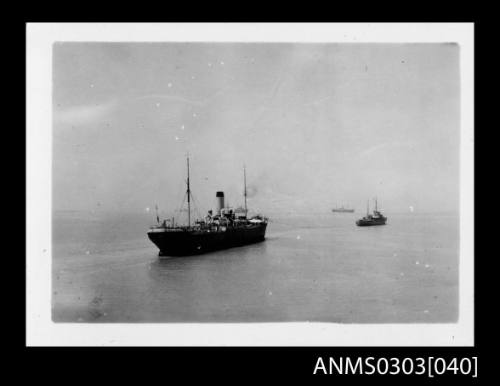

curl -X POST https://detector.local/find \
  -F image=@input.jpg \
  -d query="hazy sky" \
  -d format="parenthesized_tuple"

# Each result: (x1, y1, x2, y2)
(53, 43, 459, 217)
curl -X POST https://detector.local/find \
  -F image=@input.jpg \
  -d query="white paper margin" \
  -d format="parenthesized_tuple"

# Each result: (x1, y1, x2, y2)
(26, 23, 474, 346)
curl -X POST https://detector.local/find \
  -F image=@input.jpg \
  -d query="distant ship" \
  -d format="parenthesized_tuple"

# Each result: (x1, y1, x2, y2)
(147, 157, 268, 257)
(331, 205, 355, 213)
(356, 198, 387, 226)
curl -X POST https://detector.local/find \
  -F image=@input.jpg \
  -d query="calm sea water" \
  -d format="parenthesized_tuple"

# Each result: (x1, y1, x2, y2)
(52, 210, 458, 323)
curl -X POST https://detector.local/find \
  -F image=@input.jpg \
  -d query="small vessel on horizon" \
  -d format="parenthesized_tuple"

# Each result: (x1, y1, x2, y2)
(147, 156, 268, 257)
(331, 204, 355, 213)
(356, 198, 387, 226)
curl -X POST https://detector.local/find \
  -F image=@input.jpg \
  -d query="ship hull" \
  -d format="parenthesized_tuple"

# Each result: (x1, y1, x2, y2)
(147, 223, 267, 256)
(332, 209, 355, 213)
(356, 219, 387, 226)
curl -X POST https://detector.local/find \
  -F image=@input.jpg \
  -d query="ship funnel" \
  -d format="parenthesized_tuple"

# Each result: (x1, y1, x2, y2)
(216, 191, 225, 213)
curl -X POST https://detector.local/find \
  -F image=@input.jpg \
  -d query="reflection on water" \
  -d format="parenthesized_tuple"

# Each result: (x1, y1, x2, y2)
(148, 241, 268, 283)
(52, 212, 459, 323)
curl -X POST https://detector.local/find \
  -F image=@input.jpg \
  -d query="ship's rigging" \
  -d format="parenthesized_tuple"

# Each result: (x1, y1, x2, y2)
(156, 156, 254, 228)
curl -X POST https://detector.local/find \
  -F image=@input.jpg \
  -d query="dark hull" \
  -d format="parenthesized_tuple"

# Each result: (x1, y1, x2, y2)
(356, 218, 387, 226)
(148, 223, 267, 256)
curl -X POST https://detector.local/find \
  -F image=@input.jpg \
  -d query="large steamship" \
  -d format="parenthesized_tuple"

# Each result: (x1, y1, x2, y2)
(147, 157, 268, 257)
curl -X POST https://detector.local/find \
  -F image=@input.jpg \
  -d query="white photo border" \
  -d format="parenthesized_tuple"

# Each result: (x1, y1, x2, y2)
(26, 22, 474, 346)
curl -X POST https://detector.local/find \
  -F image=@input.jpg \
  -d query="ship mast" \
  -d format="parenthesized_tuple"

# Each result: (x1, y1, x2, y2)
(375, 197, 377, 212)
(187, 155, 191, 228)
(367, 199, 369, 216)
(243, 164, 248, 216)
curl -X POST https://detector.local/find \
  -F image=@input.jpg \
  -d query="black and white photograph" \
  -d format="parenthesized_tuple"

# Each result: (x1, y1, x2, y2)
(26, 23, 474, 346)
